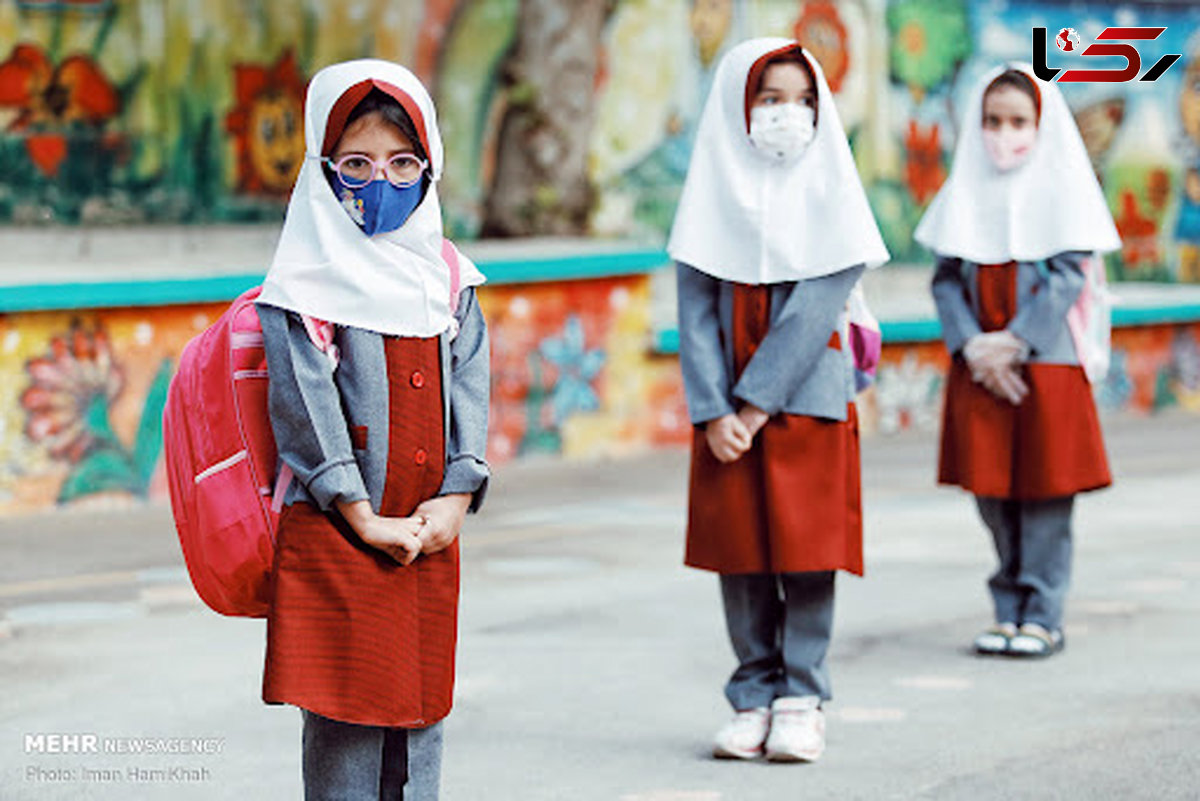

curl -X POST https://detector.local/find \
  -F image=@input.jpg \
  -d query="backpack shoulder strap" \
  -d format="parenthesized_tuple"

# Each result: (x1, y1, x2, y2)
(442, 237, 462, 315)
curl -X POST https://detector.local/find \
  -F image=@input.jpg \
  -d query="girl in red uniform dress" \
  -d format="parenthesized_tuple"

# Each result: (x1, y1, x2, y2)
(256, 60, 490, 800)
(916, 64, 1119, 659)
(669, 38, 888, 762)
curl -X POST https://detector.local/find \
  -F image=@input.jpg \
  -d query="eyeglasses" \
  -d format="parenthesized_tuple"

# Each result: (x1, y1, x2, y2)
(320, 153, 428, 189)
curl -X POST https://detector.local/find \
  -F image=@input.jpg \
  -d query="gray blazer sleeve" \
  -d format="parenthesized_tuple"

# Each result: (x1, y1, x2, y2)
(677, 262, 737, 425)
(258, 304, 369, 511)
(1007, 251, 1087, 355)
(732, 264, 864, 416)
(439, 287, 491, 512)
(931, 255, 981, 356)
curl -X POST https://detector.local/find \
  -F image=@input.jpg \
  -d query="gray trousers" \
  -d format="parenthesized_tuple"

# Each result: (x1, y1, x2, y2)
(719, 571, 836, 710)
(975, 495, 1075, 631)
(302, 711, 443, 801)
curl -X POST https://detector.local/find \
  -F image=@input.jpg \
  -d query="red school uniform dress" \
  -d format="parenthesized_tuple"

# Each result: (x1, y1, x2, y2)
(254, 60, 490, 728)
(261, 333, 457, 728)
(937, 260, 1111, 500)
(686, 282, 863, 576)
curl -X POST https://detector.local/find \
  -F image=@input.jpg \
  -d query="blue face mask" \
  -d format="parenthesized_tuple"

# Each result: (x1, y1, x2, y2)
(336, 179, 424, 236)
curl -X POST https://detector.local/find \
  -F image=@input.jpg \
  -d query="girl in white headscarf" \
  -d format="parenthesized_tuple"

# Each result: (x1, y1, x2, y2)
(916, 64, 1118, 660)
(256, 59, 489, 800)
(669, 38, 887, 763)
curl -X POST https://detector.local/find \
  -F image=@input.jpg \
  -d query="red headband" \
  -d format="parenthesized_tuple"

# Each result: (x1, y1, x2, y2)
(321, 78, 431, 158)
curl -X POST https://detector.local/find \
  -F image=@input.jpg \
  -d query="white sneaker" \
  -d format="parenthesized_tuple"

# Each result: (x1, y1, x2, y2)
(712, 707, 770, 760)
(973, 622, 1018, 655)
(1008, 623, 1064, 658)
(765, 696, 825, 763)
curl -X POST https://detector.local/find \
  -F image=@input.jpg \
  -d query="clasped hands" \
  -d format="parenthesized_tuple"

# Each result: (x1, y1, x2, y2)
(963, 330, 1031, 406)
(705, 404, 770, 464)
(337, 494, 472, 565)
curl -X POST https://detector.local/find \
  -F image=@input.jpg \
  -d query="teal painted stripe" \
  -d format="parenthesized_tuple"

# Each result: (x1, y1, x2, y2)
(485, 248, 670, 285)
(0, 248, 673, 312)
(1113, 303, 1200, 327)
(0, 275, 265, 313)
(879, 319, 944, 343)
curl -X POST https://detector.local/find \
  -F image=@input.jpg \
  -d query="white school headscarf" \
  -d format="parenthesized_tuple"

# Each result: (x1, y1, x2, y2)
(258, 59, 484, 337)
(667, 38, 888, 284)
(914, 62, 1121, 263)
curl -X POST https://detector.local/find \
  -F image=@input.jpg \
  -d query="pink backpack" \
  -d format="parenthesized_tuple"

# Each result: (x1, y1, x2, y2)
(1064, 253, 1112, 384)
(164, 240, 463, 617)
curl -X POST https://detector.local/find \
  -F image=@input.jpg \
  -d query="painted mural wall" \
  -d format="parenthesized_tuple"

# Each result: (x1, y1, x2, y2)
(1, 287, 1196, 513)
(3, 0, 1200, 280)
(0, 276, 697, 513)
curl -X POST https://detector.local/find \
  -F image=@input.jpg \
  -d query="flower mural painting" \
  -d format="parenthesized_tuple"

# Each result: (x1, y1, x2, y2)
(874, 354, 944, 434)
(904, 120, 944, 205)
(0, 42, 119, 176)
(1115, 189, 1161, 272)
(793, 1, 851, 94)
(539, 315, 605, 427)
(225, 50, 307, 195)
(690, 0, 734, 68)
(20, 322, 170, 504)
(887, 0, 970, 103)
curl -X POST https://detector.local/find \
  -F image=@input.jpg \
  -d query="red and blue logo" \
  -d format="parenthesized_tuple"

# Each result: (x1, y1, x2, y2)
(1033, 26, 1182, 83)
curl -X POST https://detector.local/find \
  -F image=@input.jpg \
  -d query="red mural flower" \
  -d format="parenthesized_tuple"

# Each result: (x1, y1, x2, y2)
(793, 1, 851, 94)
(225, 50, 308, 195)
(0, 42, 119, 176)
(21, 323, 124, 464)
(1115, 190, 1160, 269)
(904, 120, 945, 205)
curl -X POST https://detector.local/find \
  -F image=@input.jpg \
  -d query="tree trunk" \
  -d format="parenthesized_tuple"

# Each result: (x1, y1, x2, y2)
(481, 0, 613, 237)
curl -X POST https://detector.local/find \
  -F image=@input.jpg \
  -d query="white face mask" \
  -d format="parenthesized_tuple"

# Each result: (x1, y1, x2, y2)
(749, 103, 816, 162)
(981, 127, 1037, 172)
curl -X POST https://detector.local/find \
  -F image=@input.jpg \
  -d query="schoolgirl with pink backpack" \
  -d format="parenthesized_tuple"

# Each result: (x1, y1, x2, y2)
(164, 59, 489, 800)
(916, 63, 1118, 660)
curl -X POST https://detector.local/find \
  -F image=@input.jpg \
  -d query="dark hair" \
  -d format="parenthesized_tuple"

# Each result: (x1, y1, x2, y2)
(337, 87, 428, 162)
(983, 69, 1041, 120)
(744, 46, 820, 128)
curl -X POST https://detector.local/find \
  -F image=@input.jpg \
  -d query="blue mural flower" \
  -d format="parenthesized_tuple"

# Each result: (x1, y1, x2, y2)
(539, 315, 605, 426)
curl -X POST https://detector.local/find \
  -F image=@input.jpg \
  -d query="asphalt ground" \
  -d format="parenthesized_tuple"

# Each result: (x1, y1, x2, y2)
(1, 411, 1198, 800)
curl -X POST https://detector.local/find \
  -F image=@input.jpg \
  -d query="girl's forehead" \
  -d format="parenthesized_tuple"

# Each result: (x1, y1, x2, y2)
(336, 112, 414, 152)
(983, 85, 1036, 114)
(761, 61, 813, 90)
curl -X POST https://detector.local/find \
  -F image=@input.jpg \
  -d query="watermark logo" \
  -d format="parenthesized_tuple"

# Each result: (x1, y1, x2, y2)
(1056, 28, 1082, 53)
(1033, 26, 1182, 83)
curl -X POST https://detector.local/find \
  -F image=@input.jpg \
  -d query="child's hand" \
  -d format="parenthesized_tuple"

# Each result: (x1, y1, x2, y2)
(357, 515, 425, 565)
(414, 494, 471, 555)
(706, 414, 752, 463)
(978, 363, 1029, 405)
(737, 404, 771, 438)
(337, 500, 423, 565)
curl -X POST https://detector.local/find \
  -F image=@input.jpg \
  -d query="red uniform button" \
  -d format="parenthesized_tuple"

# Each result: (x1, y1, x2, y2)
(413, 448, 428, 466)
(410, 371, 425, 389)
